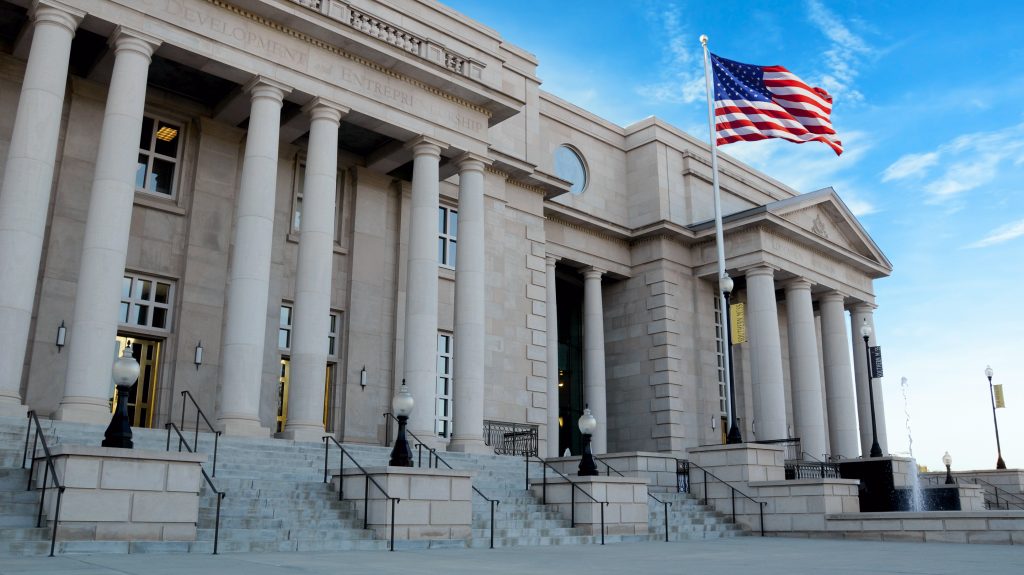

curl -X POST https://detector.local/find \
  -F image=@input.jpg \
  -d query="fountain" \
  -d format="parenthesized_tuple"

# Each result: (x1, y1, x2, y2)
(902, 376, 925, 512)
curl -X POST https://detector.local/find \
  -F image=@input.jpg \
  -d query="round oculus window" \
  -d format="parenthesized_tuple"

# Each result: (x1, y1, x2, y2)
(554, 145, 587, 195)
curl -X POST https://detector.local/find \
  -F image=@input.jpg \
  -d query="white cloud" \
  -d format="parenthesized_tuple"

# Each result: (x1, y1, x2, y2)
(805, 0, 873, 103)
(880, 123, 1024, 202)
(881, 152, 939, 182)
(634, 4, 706, 105)
(966, 218, 1024, 248)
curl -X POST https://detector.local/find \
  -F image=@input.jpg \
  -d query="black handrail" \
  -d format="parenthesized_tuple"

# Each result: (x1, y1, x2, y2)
(677, 459, 765, 536)
(525, 454, 607, 544)
(595, 457, 673, 542)
(382, 413, 501, 548)
(179, 390, 221, 477)
(786, 452, 841, 480)
(165, 423, 224, 554)
(964, 476, 1024, 510)
(22, 412, 64, 557)
(322, 436, 399, 551)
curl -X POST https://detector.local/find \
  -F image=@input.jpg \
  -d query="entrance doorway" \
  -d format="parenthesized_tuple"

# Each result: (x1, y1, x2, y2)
(276, 359, 336, 433)
(113, 335, 161, 428)
(556, 273, 585, 456)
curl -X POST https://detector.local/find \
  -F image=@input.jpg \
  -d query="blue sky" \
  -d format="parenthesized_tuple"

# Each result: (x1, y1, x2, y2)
(445, 0, 1024, 472)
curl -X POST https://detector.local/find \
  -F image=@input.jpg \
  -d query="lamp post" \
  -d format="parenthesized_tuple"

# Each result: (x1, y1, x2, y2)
(721, 274, 742, 444)
(102, 344, 140, 448)
(860, 319, 883, 458)
(985, 366, 1007, 470)
(388, 380, 414, 467)
(942, 451, 954, 484)
(577, 406, 598, 476)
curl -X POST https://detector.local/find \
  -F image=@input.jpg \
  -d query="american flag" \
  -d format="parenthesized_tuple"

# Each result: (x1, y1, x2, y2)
(710, 53, 842, 155)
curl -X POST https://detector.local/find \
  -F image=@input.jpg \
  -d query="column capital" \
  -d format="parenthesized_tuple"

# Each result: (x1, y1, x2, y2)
(545, 255, 561, 267)
(454, 152, 491, 172)
(302, 97, 348, 123)
(783, 278, 814, 293)
(581, 266, 606, 280)
(404, 135, 448, 157)
(849, 301, 877, 314)
(740, 263, 778, 278)
(33, 1, 86, 32)
(109, 26, 161, 59)
(819, 290, 848, 305)
(243, 76, 292, 103)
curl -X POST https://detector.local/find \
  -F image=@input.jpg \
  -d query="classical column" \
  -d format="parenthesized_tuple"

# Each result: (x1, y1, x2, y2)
(582, 267, 608, 453)
(545, 256, 561, 457)
(819, 292, 859, 458)
(744, 265, 786, 441)
(401, 137, 447, 442)
(281, 99, 345, 442)
(784, 279, 827, 459)
(850, 303, 888, 455)
(55, 29, 160, 423)
(0, 2, 84, 416)
(216, 77, 291, 436)
(449, 153, 489, 453)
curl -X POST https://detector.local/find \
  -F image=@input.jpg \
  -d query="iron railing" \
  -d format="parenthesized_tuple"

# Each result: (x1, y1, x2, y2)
(165, 423, 224, 554)
(22, 412, 64, 557)
(595, 457, 672, 542)
(785, 452, 841, 479)
(382, 414, 501, 549)
(752, 438, 802, 462)
(525, 454, 607, 544)
(179, 390, 221, 477)
(961, 477, 1024, 510)
(677, 459, 765, 536)
(485, 420, 538, 456)
(322, 436, 399, 551)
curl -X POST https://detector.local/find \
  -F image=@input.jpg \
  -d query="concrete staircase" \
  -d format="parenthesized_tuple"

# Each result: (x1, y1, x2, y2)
(646, 492, 750, 540)
(0, 416, 748, 555)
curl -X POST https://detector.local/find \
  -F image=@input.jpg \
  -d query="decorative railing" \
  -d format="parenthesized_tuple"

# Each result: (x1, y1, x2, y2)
(785, 451, 841, 480)
(287, 0, 485, 80)
(22, 412, 64, 557)
(484, 420, 538, 457)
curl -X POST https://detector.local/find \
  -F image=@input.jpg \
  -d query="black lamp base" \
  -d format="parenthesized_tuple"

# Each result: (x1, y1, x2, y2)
(389, 415, 413, 467)
(578, 433, 598, 476)
(102, 385, 133, 449)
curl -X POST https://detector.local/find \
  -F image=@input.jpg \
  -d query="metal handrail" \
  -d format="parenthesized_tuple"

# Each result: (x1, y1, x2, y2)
(322, 436, 399, 551)
(381, 413, 501, 548)
(179, 390, 221, 477)
(596, 456, 673, 542)
(165, 423, 224, 554)
(786, 453, 841, 480)
(964, 477, 1024, 510)
(525, 454, 608, 544)
(22, 411, 64, 557)
(677, 459, 765, 536)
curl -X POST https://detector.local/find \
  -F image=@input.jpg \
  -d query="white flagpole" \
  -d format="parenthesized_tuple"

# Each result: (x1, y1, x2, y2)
(700, 35, 739, 443)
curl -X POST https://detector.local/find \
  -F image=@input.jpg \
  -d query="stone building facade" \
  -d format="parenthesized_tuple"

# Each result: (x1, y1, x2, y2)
(0, 0, 891, 461)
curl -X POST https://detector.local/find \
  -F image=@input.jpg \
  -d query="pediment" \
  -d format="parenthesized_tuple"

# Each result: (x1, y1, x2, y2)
(767, 188, 892, 271)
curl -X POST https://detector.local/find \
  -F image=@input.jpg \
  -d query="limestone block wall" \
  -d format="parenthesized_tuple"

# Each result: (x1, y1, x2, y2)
(545, 452, 680, 493)
(35, 446, 204, 541)
(335, 466, 472, 540)
(822, 511, 1024, 544)
(529, 475, 649, 536)
(755, 479, 860, 532)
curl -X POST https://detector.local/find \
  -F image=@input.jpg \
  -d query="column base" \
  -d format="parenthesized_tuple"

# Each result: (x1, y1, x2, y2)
(217, 416, 270, 438)
(446, 437, 489, 454)
(54, 397, 113, 424)
(278, 423, 327, 443)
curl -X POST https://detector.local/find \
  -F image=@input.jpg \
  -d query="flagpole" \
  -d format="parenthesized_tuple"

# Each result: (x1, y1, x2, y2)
(700, 35, 741, 444)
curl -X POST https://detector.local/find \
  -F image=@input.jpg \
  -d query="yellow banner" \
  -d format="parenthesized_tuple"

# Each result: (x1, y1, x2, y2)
(995, 384, 1005, 408)
(729, 303, 747, 344)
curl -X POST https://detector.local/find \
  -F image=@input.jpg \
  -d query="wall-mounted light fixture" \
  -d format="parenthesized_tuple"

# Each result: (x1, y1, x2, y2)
(194, 341, 203, 370)
(55, 321, 67, 352)
(359, 365, 367, 388)
(711, 416, 717, 430)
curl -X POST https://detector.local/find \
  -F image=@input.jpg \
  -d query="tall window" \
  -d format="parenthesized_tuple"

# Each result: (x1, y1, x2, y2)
(290, 159, 347, 244)
(436, 333, 453, 437)
(438, 206, 457, 268)
(278, 305, 294, 351)
(120, 274, 173, 331)
(135, 115, 182, 198)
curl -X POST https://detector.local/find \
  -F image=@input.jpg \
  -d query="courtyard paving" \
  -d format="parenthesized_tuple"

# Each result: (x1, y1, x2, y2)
(1, 538, 1022, 575)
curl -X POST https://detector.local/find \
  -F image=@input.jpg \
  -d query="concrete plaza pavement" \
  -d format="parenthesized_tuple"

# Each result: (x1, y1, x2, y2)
(1, 538, 1022, 575)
